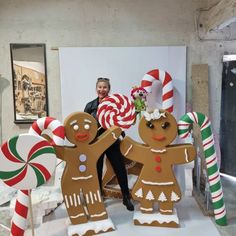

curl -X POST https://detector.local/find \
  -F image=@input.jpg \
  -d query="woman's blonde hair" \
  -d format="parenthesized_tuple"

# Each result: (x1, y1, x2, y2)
(96, 77, 111, 90)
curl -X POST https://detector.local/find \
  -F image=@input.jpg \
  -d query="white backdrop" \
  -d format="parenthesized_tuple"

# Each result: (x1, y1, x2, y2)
(59, 46, 186, 141)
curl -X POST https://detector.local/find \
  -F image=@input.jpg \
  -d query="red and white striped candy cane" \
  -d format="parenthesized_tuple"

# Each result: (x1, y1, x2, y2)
(11, 190, 29, 236)
(97, 94, 136, 130)
(141, 69, 174, 113)
(29, 117, 65, 146)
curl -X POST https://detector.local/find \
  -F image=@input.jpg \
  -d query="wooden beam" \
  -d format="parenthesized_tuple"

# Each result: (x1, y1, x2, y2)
(201, 0, 236, 31)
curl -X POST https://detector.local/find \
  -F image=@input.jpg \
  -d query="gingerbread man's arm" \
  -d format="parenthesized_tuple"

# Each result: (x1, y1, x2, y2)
(91, 126, 122, 157)
(42, 134, 65, 161)
(120, 136, 148, 164)
(168, 144, 196, 165)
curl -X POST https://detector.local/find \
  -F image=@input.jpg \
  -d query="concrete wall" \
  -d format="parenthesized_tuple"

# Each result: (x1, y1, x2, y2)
(0, 0, 235, 141)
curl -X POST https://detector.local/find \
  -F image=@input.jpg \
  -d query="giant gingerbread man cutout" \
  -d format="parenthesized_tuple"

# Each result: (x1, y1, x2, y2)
(51, 112, 122, 227)
(120, 109, 196, 227)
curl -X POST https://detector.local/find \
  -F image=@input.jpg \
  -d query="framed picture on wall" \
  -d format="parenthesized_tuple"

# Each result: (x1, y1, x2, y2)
(10, 43, 49, 124)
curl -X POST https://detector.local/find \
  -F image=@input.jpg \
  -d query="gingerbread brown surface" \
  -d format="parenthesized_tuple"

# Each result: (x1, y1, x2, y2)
(52, 112, 122, 225)
(120, 109, 196, 225)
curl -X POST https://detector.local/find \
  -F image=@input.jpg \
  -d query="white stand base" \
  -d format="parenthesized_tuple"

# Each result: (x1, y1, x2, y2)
(133, 208, 179, 227)
(68, 218, 115, 236)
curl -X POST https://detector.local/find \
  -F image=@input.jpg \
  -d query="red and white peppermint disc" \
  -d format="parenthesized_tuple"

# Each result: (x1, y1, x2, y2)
(29, 117, 65, 146)
(141, 69, 174, 113)
(97, 94, 136, 130)
(0, 134, 57, 190)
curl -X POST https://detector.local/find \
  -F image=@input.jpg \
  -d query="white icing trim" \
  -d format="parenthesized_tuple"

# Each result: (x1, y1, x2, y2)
(84, 205, 89, 215)
(65, 195, 69, 208)
(77, 195, 81, 205)
(158, 192, 167, 202)
(86, 194, 89, 204)
(135, 188, 143, 198)
(160, 209, 173, 213)
(70, 213, 85, 219)
(171, 191, 180, 201)
(70, 120, 77, 126)
(72, 175, 93, 180)
(90, 212, 107, 218)
(111, 132, 118, 140)
(89, 191, 94, 204)
(150, 148, 166, 153)
(142, 180, 174, 185)
(84, 119, 92, 123)
(69, 195, 73, 206)
(73, 194, 77, 207)
(140, 207, 153, 212)
(124, 144, 133, 156)
(97, 190, 102, 202)
(185, 148, 189, 162)
(146, 190, 155, 200)
(94, 193, 97, 201)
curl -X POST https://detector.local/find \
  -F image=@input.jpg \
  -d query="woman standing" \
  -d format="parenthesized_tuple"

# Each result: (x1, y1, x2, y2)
(84, 77, 134, 211)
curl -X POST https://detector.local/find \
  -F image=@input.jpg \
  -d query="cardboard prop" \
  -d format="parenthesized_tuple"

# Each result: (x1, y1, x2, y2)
(50, 112, 122, 235)
(120, 109, 196, 227)
(0, 134, 57, 236)
(178, 112, 227, 226)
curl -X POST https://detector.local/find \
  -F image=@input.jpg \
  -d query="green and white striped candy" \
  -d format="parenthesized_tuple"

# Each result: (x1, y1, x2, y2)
(0, 133, 57, 190)
(177, 112, 227, 226)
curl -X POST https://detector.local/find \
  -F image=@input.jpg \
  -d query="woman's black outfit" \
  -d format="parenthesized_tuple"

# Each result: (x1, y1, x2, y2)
(84, 97, 134, 211)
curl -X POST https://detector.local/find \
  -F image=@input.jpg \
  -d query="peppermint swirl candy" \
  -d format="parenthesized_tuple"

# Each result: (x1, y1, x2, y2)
(97, 94, 136, 130)
(0, 134, 57, 190)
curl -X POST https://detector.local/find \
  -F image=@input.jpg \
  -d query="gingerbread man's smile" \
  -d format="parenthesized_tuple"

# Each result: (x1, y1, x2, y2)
(152, 135, 166, 141)
(75, 133, 89, 141)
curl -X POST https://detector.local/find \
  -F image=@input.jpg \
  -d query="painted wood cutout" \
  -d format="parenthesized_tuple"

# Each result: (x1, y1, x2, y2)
(50, 112, 122, 235)
(120, 109, 196, 227)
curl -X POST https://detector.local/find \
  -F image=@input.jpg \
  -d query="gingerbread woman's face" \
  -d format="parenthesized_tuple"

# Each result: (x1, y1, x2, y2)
(138, 109, 177, 149)
(64, 112, 98, 144)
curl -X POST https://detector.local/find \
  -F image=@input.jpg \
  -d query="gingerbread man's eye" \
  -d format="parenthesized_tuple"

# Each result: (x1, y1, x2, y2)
(73, 124, 79, 131)
(161, 122, 170, 129)
(84, 124, 90, 130)
(146, 121, 154, 129)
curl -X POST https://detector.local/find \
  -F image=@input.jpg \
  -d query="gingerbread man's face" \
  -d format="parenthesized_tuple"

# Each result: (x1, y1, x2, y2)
(138, 109, 177, 149)
(64, 112, 98, 144)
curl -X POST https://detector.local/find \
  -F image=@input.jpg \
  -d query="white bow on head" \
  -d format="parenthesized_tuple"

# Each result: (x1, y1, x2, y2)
(143, 109, 166, 121)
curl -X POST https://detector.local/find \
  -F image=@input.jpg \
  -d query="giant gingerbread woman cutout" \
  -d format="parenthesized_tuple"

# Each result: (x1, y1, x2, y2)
(120, 109, 196, 227)
(51, 112, 122, 232)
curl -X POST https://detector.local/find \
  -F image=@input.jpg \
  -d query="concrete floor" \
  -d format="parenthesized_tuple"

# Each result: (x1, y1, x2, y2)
(0, 175, 236, 236)
(24, 196, 220, 236)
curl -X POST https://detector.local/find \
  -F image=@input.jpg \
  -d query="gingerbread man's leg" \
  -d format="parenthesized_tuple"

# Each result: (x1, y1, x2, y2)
(158, 186, 181, 215)
(62, 189, 88, 224)
(140, 200, 154, 214)
(159, 201, 174, 215)
(133, 184, 154, 214)
(83, 181, 108, 221)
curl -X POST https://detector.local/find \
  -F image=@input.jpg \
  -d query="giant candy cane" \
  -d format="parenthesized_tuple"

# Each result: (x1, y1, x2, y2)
(177, 112, 227, 226)
(141, 69, 174, 113)
(29, 117, 65, 146)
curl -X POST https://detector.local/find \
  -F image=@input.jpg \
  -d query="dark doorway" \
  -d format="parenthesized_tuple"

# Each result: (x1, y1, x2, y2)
(220, 55, 236, 177)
